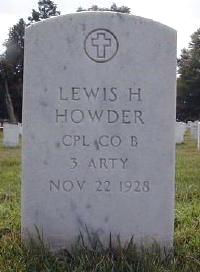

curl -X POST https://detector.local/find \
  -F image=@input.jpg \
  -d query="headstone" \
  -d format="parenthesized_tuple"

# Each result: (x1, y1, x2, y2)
(0, 121, 3, 130)
(190, 121, 198, 140)
(3, 123, 19, 147)
(18, 123, 23, 136)
(175, 122, 186, 144)
(187, 121, 192, 128)
(22, 12, 177, 250)
(198, 122, 200, 150)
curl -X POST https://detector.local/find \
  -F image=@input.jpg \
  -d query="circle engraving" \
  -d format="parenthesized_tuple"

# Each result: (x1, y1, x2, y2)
(84, 29, 119, 63)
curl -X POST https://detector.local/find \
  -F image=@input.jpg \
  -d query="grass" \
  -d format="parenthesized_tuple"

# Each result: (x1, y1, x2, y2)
(0, 130, 199, 271)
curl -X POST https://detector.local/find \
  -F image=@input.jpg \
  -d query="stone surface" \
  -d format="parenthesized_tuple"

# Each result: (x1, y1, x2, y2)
(22, 12, 177, 250)
(198, 122, 200, 150)
(18, 123, 23, 136)
(190, 121, 198, 140)
(3, 123, 19, 147)
(175, 122, 186, 144)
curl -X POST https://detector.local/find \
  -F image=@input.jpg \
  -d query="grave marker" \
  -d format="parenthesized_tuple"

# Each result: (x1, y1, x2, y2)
(198, 122, 200, 150)
(22, 12, 177, 250)
(176, 122, 186, 144)
(3, 123, 19, 147)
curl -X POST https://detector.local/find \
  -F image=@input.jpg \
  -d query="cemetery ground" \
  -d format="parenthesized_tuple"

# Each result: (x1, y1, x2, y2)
(0, 131, 199, 272)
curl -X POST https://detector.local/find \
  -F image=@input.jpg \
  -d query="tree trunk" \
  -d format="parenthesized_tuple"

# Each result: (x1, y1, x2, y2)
(4, 78, 17, 123)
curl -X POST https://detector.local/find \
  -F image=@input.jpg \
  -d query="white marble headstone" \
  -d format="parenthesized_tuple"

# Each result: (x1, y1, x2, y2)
(197, 122, 200, 150)
(175, 122, 186, 144)
(190, 121, 198, 140)
(22, 12, 177, 250)
(3, 123, 19, 147)
(18, 123, 23, 136)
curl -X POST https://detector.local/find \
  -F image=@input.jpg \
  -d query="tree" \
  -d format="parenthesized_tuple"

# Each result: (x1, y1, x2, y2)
(0, 1, 61, 122)
(77, 3, 131, 14)
(0, 18, 25, 122)
(0, 1, 130, 122)
(177, 28, 200, 121)
(0, 60, 17, 123)
(28, 0, 60, 24)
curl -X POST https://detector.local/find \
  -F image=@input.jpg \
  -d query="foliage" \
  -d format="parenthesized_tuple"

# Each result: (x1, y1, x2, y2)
(77, 3, 131, 14)
(0, 1, 131, 123)
(177, 28, 200, 121)
(0, 131, 200, 271)
(0, 1, 60, 122)
(28, 0, 60, 25)
(0, 19, 25, 122)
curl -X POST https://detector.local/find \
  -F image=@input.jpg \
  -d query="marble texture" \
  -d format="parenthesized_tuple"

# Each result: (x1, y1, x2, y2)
(175, 122, 186, 144)
(22, 12, 177, 250)
(3, 123, 19, 147)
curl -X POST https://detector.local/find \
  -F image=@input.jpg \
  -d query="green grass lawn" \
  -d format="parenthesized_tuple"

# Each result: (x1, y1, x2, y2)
(0, 131, 199, 271)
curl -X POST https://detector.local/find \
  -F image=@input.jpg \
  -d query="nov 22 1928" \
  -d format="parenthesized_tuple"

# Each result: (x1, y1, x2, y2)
(49, 179, 151, 193)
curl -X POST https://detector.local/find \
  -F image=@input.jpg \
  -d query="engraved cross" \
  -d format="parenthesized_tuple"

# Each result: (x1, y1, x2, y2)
(91, 32, 111, 58)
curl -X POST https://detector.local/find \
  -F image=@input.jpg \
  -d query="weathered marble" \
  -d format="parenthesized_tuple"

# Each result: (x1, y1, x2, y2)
(190, 121, 198, 140)
(175, 122, 186, 144)
(3, 123, 19, 147)
(22, 12, 177, 250)
(18, 123, 23, 136)
(198, 122, 200, 150)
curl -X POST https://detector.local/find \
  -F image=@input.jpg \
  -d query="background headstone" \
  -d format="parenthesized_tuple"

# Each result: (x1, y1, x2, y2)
(18, 123, 23, 136)
(197, 122, 200, 150)
(3, 123, 19, 147)
(175, 122, 186, 144)
(190, 121, 198, 140)
(22, 12, 177, 250)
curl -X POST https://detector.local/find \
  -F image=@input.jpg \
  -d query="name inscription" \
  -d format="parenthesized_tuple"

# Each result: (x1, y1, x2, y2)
(56, 86, 144, 124)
